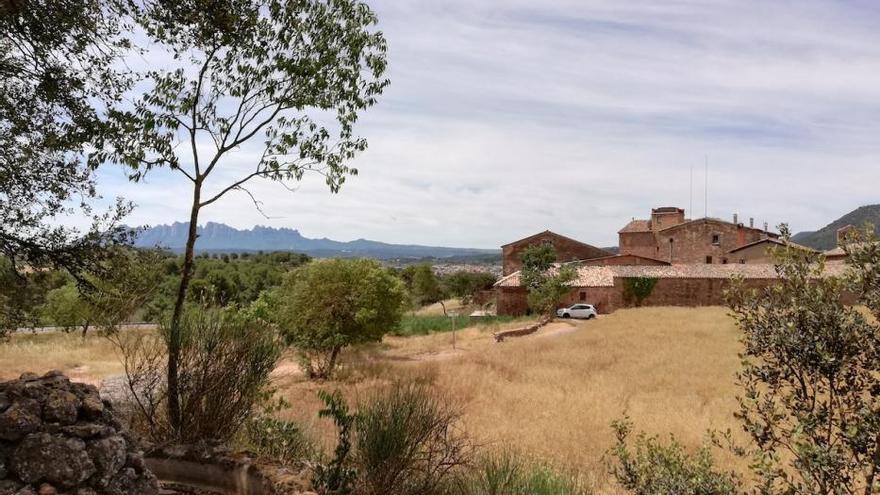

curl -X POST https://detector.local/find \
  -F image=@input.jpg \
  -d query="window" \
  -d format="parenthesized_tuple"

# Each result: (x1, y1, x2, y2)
(711, 233, 720, 245)
(740, 259, 746, 264)
(722, 258, 728, 264)
(579, 292, 586, 301)
(706, 256, 713, 264)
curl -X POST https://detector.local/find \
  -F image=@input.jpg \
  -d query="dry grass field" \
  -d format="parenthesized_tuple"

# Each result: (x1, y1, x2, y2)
(276, 306, 747, 494)
(0, 306, 747, 494)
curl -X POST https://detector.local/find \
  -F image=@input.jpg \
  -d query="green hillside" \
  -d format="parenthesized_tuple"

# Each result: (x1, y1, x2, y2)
(792, 204, 880, 250)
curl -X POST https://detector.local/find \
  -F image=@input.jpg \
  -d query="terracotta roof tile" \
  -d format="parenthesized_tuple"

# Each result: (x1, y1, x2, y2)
(618, 220, 651, 233)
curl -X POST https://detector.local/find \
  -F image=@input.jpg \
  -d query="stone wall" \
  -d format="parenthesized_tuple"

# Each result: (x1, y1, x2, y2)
(0, 371, 158, 495)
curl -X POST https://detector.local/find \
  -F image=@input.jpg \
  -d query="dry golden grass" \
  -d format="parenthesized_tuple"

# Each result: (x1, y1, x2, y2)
(0, 307, 746, 494)
(275, 306, 746, 494)
(0, 331, 126, 386)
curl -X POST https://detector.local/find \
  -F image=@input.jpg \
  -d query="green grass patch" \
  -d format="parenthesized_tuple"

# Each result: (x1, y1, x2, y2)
(391, 314, 535, 337)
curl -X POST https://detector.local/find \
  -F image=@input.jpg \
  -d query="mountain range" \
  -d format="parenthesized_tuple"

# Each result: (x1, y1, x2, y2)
(792, 204, 880, 251)
(132, 222, 499, 261)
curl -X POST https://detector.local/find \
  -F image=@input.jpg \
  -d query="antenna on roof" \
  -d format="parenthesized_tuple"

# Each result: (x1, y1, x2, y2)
(704, 155, 709, 218)
(689, 163, 693, 215)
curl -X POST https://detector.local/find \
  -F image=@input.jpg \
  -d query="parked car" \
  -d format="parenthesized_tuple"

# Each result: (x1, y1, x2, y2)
(556, 303, 597, 319)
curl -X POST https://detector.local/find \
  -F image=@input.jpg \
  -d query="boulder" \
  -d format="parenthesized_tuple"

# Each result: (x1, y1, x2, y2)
(0, 372, 158, 495)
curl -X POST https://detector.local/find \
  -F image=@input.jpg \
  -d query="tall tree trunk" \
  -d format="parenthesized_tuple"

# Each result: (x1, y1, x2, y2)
(167, 183, 201, 434)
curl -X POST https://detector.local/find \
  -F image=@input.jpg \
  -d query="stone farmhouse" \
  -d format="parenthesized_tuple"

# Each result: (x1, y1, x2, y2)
(494, 206, 826, 316)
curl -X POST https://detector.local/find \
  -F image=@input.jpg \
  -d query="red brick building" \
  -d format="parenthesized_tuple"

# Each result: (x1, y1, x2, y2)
(501, 230, 611, 276)
(618, 207, 778, 264)
(495, 263, 847, 316)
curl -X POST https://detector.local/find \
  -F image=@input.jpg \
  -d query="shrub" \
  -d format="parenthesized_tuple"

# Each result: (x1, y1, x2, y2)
(453, 451, 587, 495)
(622, 277, 658, 307)
(607, 418, 739, 495)
(314, 383, 470, 495)
(354, 382, 470, 495)
(112, 307, 282, 443)
(238, 398, 318, 465)
(277, 259, 407, 378)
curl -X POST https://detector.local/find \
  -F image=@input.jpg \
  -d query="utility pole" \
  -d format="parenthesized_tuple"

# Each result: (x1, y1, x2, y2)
(704, 155, 709, 218)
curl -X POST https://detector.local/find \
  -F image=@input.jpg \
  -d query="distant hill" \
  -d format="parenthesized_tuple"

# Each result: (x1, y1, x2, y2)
(792, 204, 880, 250)
(132, 222, 499, 261)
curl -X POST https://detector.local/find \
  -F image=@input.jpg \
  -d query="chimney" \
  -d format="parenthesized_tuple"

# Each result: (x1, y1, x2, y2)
(749, 217, 754, 228)
(763, 221, 768, 233)
(733, 213, 738, 225)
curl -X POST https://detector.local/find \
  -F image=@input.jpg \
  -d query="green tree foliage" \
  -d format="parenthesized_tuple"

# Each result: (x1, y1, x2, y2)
(725, 224, 880, 494)
(608, 418, 739, 495)
(94, 0, 388, 432)
(0, 0, 136, 335)
(622, 277, 658, 307)
(40, 283, 93, 335)
(277, 259, 405, 378)
(443, 271, 497, 304)
(519, 245, 575, 316)
(402, 264, 446, 308)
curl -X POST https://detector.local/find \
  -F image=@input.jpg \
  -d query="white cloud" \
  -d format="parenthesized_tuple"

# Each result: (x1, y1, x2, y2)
(96, 0, 880, 248)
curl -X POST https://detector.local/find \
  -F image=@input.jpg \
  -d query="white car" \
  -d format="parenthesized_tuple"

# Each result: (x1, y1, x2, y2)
(556, 304, 597, 319)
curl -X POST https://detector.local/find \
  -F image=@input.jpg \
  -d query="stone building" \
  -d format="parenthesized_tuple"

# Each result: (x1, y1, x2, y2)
(727, 238, 817, 264)
(501, 230, 610, 276)
(618, 207, 777, 264)
(495, 263, 847, 316)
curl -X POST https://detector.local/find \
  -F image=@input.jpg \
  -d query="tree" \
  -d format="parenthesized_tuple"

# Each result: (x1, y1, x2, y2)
(443, 271, 497, 305)
(41, 282, 94, 335)
(0, 0, 134, 278)
(519, 245, 575, 317)
(0, 0, 136, 336)
(96, 0, 388, 432)
(277, 259, 405, 378)
(725, 225, 880, 494)
(403, 264, 446, 309)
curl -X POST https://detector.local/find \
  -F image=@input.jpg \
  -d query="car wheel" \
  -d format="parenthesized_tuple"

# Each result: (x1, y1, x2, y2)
(587, 314, 596, 320)
(562, 313, 571, 319)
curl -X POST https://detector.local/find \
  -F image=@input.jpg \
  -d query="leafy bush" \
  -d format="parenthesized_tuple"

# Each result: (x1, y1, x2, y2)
(238, 398, 318, 465)
(315, 383, 470, 495)
(277, 259, 407, 378)
(354, 382, 470, 495)
(607, 418, 739, 495)
(113, 307, 282, 443)
(452, 451, 587, 495)
(622, 277, 658, 307)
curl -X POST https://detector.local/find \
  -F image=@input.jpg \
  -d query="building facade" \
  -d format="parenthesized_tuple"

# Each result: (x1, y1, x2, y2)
(618, 207, 777, 264)
(501, 230, 610, 276)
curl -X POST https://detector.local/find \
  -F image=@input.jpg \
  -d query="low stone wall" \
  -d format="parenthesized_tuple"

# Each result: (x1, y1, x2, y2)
(493, 317, 552, 342)
(0, 371, 159, 494)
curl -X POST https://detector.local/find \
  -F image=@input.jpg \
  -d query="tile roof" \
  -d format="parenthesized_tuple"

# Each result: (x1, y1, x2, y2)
(495, 263, 847, 288)
(727, 237, 817, 254)
(618, 219, 651, 233)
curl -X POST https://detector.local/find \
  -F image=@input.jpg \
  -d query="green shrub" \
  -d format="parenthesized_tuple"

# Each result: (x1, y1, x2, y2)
(622, 277, 658, 307)
(315, 383, 470, 495)
(354, 382, 470, 495)
(238, 398, 318, 465)
(607, 418, 739, 495)
(391, 314, 534, 337)
(453, 451, 587, 495)
(114, 307, 283, 443)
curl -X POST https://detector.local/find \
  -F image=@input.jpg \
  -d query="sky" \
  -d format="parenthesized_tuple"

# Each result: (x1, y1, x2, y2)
(94, 0, 880, 249)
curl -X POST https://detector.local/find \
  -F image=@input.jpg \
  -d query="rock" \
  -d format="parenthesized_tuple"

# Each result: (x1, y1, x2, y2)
(11, 433, 95, 488)
(0, 373, 159, 495)
(42, 389, 79, 425)
(0, 400, 41, 441)
(87, 436, 126, 488)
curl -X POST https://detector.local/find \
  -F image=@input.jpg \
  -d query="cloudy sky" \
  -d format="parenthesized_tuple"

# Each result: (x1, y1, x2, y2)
(95, 0, 880, 249)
